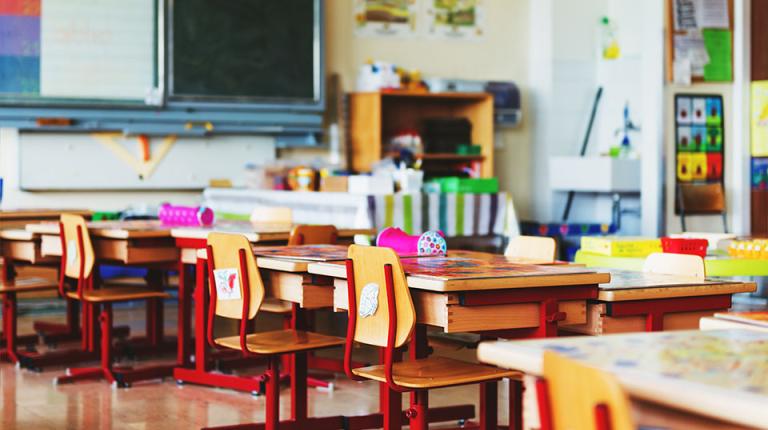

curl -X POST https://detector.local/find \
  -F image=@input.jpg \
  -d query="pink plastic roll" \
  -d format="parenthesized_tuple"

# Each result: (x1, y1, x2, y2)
(158, 204, 215, 227)
(376, 227, 447, 256)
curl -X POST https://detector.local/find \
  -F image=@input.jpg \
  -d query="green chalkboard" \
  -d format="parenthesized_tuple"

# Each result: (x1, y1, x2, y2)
(170, 0, 319, 104)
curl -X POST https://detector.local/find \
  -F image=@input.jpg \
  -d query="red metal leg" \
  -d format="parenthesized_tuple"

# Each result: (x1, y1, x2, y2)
(177, 261, 191, 367)
(291, 352, 308, 423)
(2, 292, 19, 363)
(535, 379, 553, 430)
(606, 295, 732, 333)
(409, 390, 428, 430)
(265, 357, 280, 430)
(595, 404, 612, 430)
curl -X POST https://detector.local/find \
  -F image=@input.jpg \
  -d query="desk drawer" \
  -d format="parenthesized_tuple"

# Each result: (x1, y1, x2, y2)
(563, 303, 723, 335)
(267, 272, 334, 309)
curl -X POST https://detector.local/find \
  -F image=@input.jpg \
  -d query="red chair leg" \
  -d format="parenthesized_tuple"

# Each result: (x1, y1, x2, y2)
(2, 292, 20, 363)
(55, 303, 114, 385)
(595, 404, 612, 430)
(265, 356, 280, 430)
(479, 381, 498, 430)
(291, 352, 308, 423)
(409, 390, 428, 430)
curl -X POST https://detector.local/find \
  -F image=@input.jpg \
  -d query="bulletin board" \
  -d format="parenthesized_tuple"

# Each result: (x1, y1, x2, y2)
(666, 0, 734, 83)
(674, 94, 725, 212)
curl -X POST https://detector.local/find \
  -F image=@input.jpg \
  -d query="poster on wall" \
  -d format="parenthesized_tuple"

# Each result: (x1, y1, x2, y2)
(354, 0, 419, 37)
(751, 81, 768, 157)
(424, 0, 485, 40)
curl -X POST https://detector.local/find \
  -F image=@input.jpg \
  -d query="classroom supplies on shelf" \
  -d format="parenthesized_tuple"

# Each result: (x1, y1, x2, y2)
(429, 177, 499, 193)
(667, 231, 736, 250)
(727, 238, 768, 259)
(580, 236, 662, 258)
(660, 236, 708, 257)
(158, 204, 214, 227)
(376, 227, 447, 256)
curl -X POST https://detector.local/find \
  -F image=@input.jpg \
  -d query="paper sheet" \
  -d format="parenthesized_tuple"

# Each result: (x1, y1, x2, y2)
(674, 0, 729, 30)
(674, 32, 709, 77)
(702, 29, 732, 81)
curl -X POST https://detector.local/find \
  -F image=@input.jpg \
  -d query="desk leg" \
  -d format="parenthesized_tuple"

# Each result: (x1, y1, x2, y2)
(509, 379, 524, 430)
(177, 261, 192, 367)
(194, 258, 209, 372)
(2, 292, 19, 363)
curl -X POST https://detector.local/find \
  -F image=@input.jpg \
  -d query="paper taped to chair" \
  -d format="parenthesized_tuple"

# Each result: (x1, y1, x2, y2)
(214, 268, 242, 301)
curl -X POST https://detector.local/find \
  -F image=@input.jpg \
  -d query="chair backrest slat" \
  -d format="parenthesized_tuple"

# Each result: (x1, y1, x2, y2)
(60, 214, 95, 279)
(505, 235, 557, 263)
(207, 233, 264, 320)
(347, 245, 415, 348)
(288, 225, 338, 246)
(643, 252, 706, 279)
(543, 351, 635, 430)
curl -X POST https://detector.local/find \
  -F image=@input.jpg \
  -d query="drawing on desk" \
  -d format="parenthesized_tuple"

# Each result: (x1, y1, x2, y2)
(252, 244, 349, 261)
(533, 330, 768, 396)
(400, 256, 592, 280)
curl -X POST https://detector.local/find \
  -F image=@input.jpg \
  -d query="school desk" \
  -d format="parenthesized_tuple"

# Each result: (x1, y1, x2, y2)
(563, 269, 757, 335)
(17, 220, 179, 371)
(478, 329, 768, 429)
(0, 209, 91, 230)
(574, 249, 768, 277)
(700, 311, 768, 333)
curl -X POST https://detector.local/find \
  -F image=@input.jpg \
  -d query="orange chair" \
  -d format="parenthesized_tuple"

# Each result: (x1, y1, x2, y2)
(204, 232, 345, 429)
(536, 351, 635, 430)
(52, 214, 172, 387)
(343, 245, 519, 429)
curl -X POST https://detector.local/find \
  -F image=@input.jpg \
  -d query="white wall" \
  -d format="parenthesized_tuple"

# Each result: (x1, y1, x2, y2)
(528, 0, 663, 235)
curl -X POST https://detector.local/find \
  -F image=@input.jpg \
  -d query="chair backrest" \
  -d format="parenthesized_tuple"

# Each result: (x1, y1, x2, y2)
(678, 183, 726, 214)
(505, 235, 557, 263)
(249, 207, 293, 224)
(543, 351, 635, 430)
(60, 214, 95, 279)
(206, 233, 264, 320)
(347, 245, 415, 348)
(288, 225, 338, 246)
(643, 252, 706, 279)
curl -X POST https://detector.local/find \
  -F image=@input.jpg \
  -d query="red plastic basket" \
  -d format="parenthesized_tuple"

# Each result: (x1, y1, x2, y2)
(661, 237, 708, 258)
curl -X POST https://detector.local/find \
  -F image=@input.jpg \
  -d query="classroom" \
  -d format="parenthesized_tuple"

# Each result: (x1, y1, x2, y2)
(0, 0, 767, 429)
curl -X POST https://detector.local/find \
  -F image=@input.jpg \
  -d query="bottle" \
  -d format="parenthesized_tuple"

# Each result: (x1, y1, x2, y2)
(600, 17, 620, 60)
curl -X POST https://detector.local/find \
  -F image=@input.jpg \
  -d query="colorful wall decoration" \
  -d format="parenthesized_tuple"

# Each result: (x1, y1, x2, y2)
(674, 94, 726, 212)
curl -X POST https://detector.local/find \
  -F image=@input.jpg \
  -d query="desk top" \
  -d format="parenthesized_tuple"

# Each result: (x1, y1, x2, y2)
(0, 229, 36, 241)
(477, 329, 768, 429)
(309, 254, 609, 292)
(0, 209, 90, 221)
(26, 220, 170, 239)
(596, 269, 756, 301)
(575, 250, 768, 277)
(171, 221, 372, 243)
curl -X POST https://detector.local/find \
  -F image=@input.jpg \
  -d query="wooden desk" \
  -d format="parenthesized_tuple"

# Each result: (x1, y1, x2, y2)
(0, 209, 90, 230)
(308, 254, 609, 336)
(564, 270, 757, 335)
(0, 229, 57, 265)
(478, 329, 768, 429)
(575, 250, 768, 277)
(27, 220, 178, 265)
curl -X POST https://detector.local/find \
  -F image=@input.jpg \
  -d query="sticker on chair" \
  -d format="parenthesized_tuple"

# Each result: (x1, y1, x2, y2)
(359, 283, 379, 318)
(66, 240, 77, 267)
(213, 268, 242, 300)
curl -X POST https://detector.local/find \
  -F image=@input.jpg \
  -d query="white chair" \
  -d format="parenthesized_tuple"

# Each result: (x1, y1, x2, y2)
(643, 252, 706, 279)
(249, 207, 292, 224)
(505, 235, 557, 263)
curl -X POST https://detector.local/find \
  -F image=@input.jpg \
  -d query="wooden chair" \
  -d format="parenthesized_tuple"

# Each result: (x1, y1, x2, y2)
(0, 257, 58, 363)
(505, 235, 557, 263)
(250, 207, 293, 224)
(288, 225, 338, 246)
(52, 214, 172, 387)
(643, 252, 706, 279)
(677, 183, 728, 232)
(205, 232, 344, 429)
(343, 245, 519, 429)
(536, 351, 634, 430)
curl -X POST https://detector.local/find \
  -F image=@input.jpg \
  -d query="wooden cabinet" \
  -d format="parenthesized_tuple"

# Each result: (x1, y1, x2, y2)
(347, 92, 494, 177)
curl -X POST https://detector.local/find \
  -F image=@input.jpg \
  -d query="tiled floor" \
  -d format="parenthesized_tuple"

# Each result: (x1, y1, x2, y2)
(2, 305, 508, 430)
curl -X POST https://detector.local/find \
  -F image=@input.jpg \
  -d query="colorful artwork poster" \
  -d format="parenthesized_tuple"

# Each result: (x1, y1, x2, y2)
(354, 0, 418, 38)
(752, 157, 768, 190)
(0, 0, 41, 95)
(751, 81, 768, 157)
(425, 0, 485, 40)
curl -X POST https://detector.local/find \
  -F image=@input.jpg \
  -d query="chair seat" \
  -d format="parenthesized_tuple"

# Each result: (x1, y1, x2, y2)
(215, 329, 344, 355)
(66, 286, 169, 303)
(0, 277, 58, 293)
(352, 356, 520, 389)
(259, 298, 293, 314)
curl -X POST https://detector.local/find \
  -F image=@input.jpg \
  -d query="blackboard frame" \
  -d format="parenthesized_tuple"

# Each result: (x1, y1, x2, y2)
(165, 0, 324, 112)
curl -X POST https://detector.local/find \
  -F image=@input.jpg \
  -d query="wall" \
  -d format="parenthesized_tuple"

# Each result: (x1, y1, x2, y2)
(323, 0, 534, 218)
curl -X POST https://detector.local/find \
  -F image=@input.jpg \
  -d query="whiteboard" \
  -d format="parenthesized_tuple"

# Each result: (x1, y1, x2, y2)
(40, 0, 156, 100)
(18, 132, 276, 190)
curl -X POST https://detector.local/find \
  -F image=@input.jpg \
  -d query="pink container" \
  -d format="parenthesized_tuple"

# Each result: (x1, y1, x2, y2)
(376, 227, 447, 256)
(158, 204, 215, 227)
